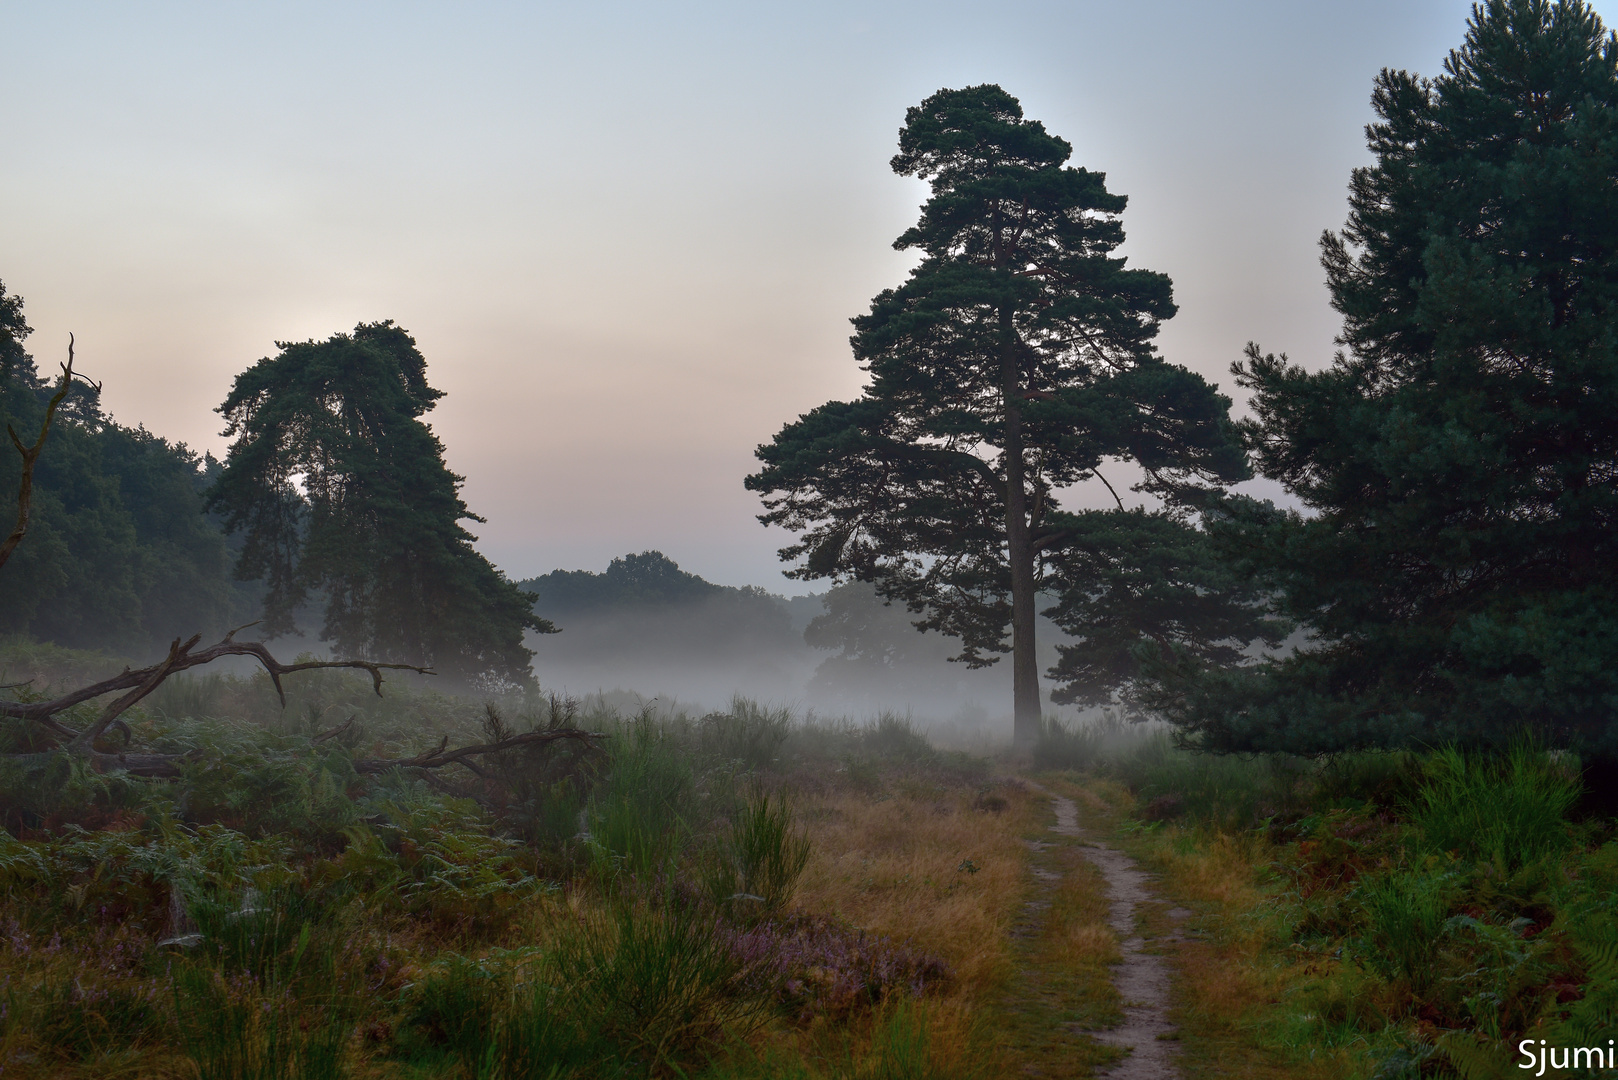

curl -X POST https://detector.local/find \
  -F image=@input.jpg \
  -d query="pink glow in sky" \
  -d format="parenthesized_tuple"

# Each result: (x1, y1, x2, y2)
(4, 0, 1558, 587)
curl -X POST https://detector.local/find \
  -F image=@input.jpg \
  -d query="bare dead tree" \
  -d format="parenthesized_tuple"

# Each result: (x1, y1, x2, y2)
(1, 335, 98, 572)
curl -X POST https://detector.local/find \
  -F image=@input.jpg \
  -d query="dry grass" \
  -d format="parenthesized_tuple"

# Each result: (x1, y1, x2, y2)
(794, 781, 1041, 995)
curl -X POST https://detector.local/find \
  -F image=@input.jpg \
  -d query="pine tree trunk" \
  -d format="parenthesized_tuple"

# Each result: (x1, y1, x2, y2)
(1002, 342, 1042, 745)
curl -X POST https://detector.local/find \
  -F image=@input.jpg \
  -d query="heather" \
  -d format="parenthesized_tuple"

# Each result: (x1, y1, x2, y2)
(0, 650, 1010, 1079)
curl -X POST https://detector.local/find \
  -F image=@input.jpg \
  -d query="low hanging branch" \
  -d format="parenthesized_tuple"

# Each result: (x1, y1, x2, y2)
(1, 334, 98, 572)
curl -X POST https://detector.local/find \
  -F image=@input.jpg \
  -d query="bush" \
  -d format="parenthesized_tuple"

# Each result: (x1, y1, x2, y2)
(1030, 716, 1102, 772)
(1407, 744, 1581, 870)
(705, 790, 811, 917)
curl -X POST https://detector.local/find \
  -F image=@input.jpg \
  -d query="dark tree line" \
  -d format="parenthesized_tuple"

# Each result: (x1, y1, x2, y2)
(0, 282, 257, 653)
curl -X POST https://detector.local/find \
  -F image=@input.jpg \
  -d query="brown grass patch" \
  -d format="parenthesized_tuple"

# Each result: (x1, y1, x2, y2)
(794, 782, 1041, 994)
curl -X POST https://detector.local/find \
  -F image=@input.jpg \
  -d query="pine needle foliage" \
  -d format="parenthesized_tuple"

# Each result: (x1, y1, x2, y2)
(1149, 0, 1618, 754)
(207, 321, 552, 687)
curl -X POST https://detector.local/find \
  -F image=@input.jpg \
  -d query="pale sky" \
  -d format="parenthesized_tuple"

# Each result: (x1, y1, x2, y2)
(3, 0, 1569, 588)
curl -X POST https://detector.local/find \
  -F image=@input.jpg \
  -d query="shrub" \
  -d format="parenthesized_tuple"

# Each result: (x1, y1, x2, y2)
(705, 790, 811, 917)
(1030, 716, 1102, 772)
(1406, 744, 1581, 870)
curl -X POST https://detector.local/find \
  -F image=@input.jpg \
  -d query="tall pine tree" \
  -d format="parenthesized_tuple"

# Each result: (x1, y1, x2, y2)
(208, 322, 551, 686)
(748, 86, 1245, 740)
(1152, 0, 1618, 754)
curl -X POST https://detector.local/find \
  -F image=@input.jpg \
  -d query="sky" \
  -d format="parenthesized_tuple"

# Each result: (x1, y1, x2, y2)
(4, 0, 1586, 589)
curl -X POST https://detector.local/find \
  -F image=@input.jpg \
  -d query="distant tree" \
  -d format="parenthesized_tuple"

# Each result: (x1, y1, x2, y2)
(748, 85, 1247, 741)
(1150, 0, 1618, 754)
(524, 551, 736, 611)
(208, 321, 551, 686)
(1043, 508, 1284, 712)
(517, 551, 799, 667)
(803, 580, 962, 701)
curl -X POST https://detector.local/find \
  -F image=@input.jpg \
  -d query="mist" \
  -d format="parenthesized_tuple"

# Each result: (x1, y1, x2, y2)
(519, 551, 1074, 738)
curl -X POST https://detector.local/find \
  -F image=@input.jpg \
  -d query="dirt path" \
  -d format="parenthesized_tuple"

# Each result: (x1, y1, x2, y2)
(1031, 783, 1185, 1079)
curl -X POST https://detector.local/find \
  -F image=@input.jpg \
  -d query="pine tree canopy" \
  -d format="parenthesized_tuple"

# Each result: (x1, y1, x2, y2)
(1152, 0, 1618, 754)
(748, 85, 1246, 740)
(208, 322, 551, 686)
(1044, 509, 1286, 712)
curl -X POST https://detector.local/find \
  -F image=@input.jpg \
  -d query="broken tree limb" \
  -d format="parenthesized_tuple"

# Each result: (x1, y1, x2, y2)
(0, 626, 602, 783)
(0, 624, 432, 739)
(352, 727, 604, 775)
(311, 716, 357, 744)
(67, 634, 197, 752)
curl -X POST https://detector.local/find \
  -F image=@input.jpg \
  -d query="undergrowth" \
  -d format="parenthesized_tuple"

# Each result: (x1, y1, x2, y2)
(0, 648, 999, 1079)
(1038, 718, 1618, 1079)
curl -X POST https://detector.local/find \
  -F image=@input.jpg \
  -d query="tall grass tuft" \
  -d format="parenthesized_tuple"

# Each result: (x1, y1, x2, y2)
(589, 715, 694, 877)
(700, 697, 793, 771)
(1407, 743, 1581, 870)
(1350, 869, 1457, 993)
(547, 899, 775, 1071)
(706, 789, 812, 917)
(171, 962, 351, 1080)
(863, 714, 934, 764)
(1030, 716, 1103, 772)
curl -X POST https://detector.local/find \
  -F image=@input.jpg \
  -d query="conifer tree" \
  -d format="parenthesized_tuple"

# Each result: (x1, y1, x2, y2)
(748, 86, 1245, 740)
(1045, 509, 1285, 712)
(208, 322, 552, 686)
(1152, 0, 1618, 753)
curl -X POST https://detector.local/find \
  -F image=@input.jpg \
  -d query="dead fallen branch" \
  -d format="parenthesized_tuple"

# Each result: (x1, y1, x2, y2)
(352, 727, 603, 775)
(0, 627, 604, 782)
(0, 624, 432, 744)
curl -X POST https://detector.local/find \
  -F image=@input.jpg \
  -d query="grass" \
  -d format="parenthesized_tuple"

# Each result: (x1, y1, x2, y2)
(15, 632, 1616, 1079)
(0, 645, 1041, 1079)
(1037, 719, 1618, 1080)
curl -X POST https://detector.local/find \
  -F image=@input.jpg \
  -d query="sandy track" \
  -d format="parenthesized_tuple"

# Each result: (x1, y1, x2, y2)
(1032, 783, 1184, 1079)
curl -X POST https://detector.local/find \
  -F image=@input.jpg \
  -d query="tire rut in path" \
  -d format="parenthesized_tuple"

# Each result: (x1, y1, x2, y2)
(1029, 783, 1185, 1079)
